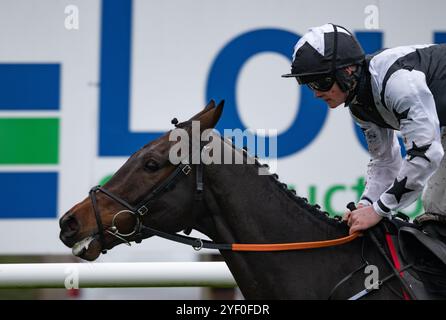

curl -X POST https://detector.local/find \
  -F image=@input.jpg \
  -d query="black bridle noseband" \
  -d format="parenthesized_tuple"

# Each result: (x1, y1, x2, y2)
(89, 163, 192, 253)
(88, 162, 231, 254)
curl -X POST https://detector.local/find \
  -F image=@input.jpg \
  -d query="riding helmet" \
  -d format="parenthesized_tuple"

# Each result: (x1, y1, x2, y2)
(282, 24, 365, 92)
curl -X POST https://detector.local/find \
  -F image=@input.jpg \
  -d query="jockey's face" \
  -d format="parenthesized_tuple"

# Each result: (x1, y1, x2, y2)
(312, 81, 349, 109)
(307, 66, 356, 109)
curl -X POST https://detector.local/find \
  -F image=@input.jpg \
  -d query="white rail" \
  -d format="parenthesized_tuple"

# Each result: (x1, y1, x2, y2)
(0, 262, 236, 288)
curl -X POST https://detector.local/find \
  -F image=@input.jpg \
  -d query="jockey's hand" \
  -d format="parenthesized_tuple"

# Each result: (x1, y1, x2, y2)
(346, 205, 383, 235)
(342, 203, 364, 222)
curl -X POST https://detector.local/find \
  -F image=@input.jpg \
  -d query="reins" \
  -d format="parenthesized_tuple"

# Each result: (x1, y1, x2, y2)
(231, 233, 360, 251)
(89, 162, 361, 253)
(134, 222, 361, 252)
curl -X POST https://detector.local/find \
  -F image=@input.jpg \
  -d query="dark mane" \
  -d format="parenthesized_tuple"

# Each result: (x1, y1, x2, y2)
(221, 134, 346, 228)
(253, 158, 346, 227)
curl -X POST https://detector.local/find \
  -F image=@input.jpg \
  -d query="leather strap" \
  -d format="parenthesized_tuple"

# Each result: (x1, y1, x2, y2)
(232, 232, 360, 251)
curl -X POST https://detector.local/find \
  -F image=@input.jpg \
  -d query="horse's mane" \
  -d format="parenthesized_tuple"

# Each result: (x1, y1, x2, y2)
(219, 134, 345, 228)
(255, 158, 345, 227)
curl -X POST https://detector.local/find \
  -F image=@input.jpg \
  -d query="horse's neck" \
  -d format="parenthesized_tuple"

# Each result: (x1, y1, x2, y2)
(192, 136, 397, 299)
(199, 159, 359, 299)
(202, 161, 344, 244)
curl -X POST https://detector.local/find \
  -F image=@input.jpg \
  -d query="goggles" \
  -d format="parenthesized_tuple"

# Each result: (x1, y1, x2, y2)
(296, 74, 336, 92)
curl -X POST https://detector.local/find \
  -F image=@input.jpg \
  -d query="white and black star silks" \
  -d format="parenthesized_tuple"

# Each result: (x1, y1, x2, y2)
(348, 44, 446, 218)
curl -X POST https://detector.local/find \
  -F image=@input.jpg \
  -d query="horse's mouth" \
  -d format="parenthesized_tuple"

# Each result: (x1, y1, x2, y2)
(72, 236, 101, 261)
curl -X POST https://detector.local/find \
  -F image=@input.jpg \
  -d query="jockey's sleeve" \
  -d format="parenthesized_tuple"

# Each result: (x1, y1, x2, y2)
(372, 69, 444, 217)
(350, 113, 402, 215)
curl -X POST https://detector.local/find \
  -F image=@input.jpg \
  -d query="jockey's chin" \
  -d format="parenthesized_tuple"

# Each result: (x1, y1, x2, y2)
(326, 100, 345, 109)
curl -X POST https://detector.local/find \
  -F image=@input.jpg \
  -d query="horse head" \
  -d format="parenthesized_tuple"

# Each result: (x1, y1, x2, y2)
(59, 100, 224, 261)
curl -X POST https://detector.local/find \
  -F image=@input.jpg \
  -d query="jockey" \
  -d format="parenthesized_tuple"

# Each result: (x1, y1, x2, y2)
(282, 23, 446, 235)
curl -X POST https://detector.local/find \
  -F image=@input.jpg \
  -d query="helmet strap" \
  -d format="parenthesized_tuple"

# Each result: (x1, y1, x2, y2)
(341, 63, 364, 105)
(330, 24, 339, 76)
(335, 68, 354, 92)
(329, 24, 363, 95)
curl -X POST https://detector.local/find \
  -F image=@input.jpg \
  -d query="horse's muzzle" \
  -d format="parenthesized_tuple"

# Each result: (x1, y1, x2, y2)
(59, 212, 80, 247)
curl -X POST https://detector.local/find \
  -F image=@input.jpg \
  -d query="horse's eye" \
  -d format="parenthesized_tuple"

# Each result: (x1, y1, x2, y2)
(144, 160, 160, 172)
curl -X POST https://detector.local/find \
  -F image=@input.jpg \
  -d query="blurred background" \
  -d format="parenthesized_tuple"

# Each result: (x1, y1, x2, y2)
(0, 0, 445, 299)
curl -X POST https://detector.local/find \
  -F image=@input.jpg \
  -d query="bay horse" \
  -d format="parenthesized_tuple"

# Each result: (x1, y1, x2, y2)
(59, 100, 409, 299)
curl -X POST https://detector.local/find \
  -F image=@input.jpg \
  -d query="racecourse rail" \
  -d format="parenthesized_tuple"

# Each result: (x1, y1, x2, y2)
(0, 262, 236, 288)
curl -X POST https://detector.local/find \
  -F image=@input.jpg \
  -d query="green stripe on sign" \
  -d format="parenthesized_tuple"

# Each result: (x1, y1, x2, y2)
(0, 118, 59, 164)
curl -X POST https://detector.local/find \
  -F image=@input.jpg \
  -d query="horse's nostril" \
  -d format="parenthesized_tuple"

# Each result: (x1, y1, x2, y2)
(60, 213, 80, 237)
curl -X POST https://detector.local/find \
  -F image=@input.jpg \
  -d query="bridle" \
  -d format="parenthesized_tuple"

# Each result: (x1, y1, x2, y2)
(89, 162, 206, 254)
(88, 160, 360, 254)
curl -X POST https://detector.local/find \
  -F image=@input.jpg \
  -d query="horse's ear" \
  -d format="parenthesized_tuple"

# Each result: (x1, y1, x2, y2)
(213, 100, 224, 124)
(205, 99, 216, 110)
(187, 100, 216, 121)
(199, 99, 224, 130)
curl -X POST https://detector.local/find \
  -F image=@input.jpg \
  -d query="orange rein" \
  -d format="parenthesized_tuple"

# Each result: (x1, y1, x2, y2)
(231, 232, 361, 251)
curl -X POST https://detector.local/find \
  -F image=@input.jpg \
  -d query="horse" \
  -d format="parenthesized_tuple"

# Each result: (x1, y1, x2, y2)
(59, 100, 413, 299)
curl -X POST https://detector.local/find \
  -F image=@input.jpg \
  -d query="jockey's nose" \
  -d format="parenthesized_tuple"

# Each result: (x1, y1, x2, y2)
(59, 212, 80, 239)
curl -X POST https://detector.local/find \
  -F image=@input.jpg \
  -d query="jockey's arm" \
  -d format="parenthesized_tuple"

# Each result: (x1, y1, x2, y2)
(371, 69, 444, 217)
(350, 113, 402, 218)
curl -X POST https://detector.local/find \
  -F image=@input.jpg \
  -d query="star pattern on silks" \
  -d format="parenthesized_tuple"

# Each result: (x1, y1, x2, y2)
(393, 107, 412, 124)
(385, 177, 414, 203)
(407, 141, 431, 162)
